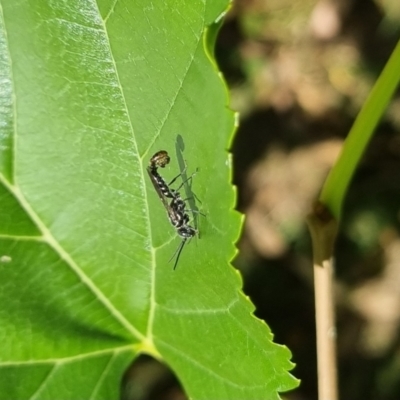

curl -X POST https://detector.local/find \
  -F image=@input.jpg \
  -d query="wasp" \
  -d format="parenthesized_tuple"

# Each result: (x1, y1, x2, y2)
(147, 151, 198, 269)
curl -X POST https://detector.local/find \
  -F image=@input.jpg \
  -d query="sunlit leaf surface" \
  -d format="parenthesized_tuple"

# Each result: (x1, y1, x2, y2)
(0, 0, 298, 398)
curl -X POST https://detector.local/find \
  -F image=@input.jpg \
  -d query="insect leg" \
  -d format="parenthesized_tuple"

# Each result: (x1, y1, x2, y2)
(169, 238, 187, 270)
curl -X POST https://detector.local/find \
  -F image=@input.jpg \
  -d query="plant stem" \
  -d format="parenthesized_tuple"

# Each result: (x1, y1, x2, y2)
(307, 203, 338, 400)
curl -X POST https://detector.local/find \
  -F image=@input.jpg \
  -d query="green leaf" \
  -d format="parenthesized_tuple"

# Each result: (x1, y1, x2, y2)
(0, 1, 298, 399)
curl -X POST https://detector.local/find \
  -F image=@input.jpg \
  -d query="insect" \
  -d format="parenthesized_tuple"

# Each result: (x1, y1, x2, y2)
(147, 151, 193, 229)
(147, 151, 198, 269)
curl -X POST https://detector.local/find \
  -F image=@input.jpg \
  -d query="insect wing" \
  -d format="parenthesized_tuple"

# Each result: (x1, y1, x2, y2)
(147, 166, 171, 207)
(147, 167, 182, 226)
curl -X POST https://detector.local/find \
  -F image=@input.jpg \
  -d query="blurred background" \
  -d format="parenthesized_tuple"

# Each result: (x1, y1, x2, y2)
(124, 0, 400, 399)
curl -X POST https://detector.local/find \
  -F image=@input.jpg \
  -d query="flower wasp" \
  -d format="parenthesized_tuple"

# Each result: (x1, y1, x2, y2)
(147, 150, 198, 269)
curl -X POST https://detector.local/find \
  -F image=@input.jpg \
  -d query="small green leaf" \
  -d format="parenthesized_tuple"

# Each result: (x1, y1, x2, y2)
(0, 0, 298, 398)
